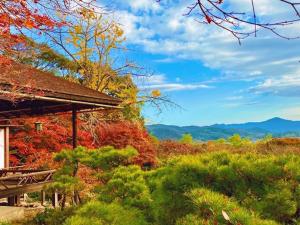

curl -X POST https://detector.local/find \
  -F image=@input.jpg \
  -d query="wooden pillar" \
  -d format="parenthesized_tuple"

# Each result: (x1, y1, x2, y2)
(7, 195, 19, 206)
(7, 196, 15, 206)
(15, 195, 20, 206)
(52, 191, 59, 208)
(72, 107, 77, 149)
(4, 127, 9, 168)
(41, 190, 46, 206)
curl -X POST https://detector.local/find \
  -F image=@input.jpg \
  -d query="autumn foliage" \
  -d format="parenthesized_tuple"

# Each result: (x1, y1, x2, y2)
(0, 0, 59, 61)
(9, 116, 157, 168)
(157, 140, 204, 159)
(94, 121, 156, 166)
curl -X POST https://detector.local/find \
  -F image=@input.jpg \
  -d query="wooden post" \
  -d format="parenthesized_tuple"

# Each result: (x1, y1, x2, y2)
(4, 127, 9, 168)
(41, 190, 46, 206)
(7, 196, 15, 206)
(52, 191, 59, 208)
(72, 107, 77, 149)
(15, 195, 20, 206)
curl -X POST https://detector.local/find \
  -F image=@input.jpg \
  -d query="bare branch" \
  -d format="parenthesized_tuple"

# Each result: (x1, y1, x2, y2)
(157, 0, 300, 42)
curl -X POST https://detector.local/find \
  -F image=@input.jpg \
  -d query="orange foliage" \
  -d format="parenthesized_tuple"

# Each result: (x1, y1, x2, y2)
(0, 1, 59, 58)
(10, 116, 157, 168)
(95, 121, 157, 166)
(268, 138, 300, 146)
(157, 140, 204, 158)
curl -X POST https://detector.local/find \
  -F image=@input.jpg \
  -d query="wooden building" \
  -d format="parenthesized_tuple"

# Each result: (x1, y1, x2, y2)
(0, 61, 121, 206)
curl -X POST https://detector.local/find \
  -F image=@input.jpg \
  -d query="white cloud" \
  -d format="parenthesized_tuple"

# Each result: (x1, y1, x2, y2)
(226, 96, 244, 101)
(250, 68, 300, 96)
(280, 106, 300, 120)
(127, 0, 161, 12)
(134, 73, 212, 92)
(148, 74, 166, 84)
(110, 0, 300, 96)
(140, 83, 212, 92)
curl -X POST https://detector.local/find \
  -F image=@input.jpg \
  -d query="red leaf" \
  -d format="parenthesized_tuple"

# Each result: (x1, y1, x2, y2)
(205, 15, 212, 24)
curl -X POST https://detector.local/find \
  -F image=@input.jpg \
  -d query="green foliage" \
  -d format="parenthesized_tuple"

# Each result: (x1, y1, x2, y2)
(49, 146, 138, 208)
(23, 148, 300, 225)
(48, 147, 86, 201)
(150, 152, 300, 224)
(54, 146, 87, 176)
(81, 146, 138, 171)
(4, 37, 79, 74)
(25, 207, 77, 225)
(227, 134, 253, 147)
(0, 222, 11, 225)
(64, 201, 148, 225)
(97, 165, 151, 209)
(180, 133, 193, 144)
(176, 188, 278, 225)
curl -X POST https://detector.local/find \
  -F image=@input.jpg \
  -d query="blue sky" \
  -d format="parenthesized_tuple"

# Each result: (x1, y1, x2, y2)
(103, 0, 300, 126)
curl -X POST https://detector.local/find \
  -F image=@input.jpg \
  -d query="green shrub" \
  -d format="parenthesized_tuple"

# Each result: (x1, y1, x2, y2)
(150, 152, 300, 224)
(97, 165, 152, 211)
(0, 222, 12, 225)
(26, 207, 76, 225)
(176, 188, 279, 225)
(64, 201, 148, 225)
(81, 146, 138, 171)
(180, 133, 193, 144)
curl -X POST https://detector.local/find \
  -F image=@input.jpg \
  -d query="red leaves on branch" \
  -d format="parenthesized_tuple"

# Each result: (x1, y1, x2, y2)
(95, 121, 157, 166)
(0, 0, 61, 63)
(10, 117, 157, 168)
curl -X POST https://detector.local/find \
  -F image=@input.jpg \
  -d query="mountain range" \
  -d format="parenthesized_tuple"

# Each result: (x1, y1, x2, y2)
(146, 117, 300, 141)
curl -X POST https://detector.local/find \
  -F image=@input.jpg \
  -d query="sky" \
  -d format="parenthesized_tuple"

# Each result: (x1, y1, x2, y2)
(102, 0, 300, 126)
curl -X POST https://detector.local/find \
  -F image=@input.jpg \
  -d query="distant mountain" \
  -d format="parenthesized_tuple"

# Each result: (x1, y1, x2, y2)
(147, 117, 300, 141)
(213, 117, 300, 133)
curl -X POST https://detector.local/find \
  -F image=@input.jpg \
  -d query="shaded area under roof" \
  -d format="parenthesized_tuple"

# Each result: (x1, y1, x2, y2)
(0, 61, 121, 118)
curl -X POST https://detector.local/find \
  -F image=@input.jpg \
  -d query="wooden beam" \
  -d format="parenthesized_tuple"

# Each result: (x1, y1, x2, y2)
(72, 107, 77, 149)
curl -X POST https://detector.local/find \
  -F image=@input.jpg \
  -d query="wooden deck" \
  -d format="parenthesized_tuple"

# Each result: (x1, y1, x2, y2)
(0, 169, 55, 198)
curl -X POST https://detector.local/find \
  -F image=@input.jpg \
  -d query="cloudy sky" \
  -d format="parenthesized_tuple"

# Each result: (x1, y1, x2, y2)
(104, 0, 300, 126)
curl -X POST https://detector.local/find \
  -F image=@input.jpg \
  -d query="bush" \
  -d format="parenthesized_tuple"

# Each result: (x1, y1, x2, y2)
(25, 207, 77, 225)
(95, 121, 157, 166)
(97, 165, 152, 209)
(64, 201, 148, 225)
(180, 133, 193, 144)
(176, 188, 278, 225)
(157, 140, 204, 158)
(150, 152, 300, 224)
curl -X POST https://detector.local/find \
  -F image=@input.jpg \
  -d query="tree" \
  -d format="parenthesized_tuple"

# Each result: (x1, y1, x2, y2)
(158, 0, 300, 43)
(180, 133, 194, 144)
(49, 145, 138, 209)
(0, 0, 98, 64)
(43, 7, 169, 120)
(3, 38, 78, 73)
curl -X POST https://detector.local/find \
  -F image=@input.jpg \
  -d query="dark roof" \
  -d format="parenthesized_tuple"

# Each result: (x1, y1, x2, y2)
(0, 61, 121, 106)
(0, 61, 122, 118)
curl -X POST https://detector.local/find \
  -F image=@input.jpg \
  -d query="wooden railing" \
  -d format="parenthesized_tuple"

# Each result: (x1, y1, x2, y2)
(0, 169, 56, 199)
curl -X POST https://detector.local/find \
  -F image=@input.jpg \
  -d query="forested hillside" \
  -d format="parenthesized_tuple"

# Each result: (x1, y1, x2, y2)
(147, 118, 300, 141)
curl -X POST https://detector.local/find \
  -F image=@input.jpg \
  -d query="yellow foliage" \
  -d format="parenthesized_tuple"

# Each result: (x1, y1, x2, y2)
(151, 90, 161, 98)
